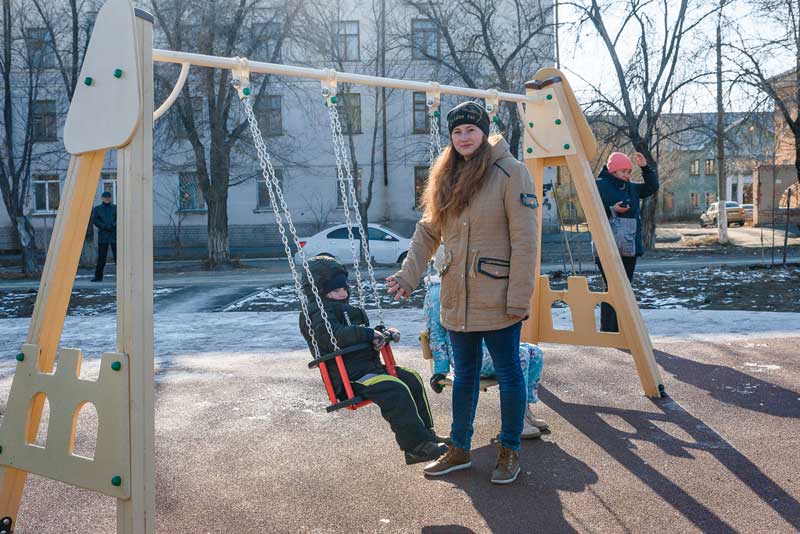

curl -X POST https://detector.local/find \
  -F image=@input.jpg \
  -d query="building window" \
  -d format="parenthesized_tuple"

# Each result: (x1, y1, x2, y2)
(414, 166, 429, 208)
(255, 95, 282, 136)
(690, 192, 700, 209)
(179, 172, 206, 210)
(253, 22, 282, 62)
(411, 19, 439, 59)
(338, 93, 361, 134)
(32, 100, 57, 141)
(101, 172, 117, 203)
(336, 168, 362, 208)
(33, 174, 61, 213)
(705, 192, 716, 206)
(412, 92, 440, 133)
(176, 97, 204, 140)
(690, 159, 700, 176)
(662, 191, 673, 212)
(256, 169, 283, 210)
(26, 28, 55, 69)
(705, 159, 715, 175)
(333, 21, 360, 61)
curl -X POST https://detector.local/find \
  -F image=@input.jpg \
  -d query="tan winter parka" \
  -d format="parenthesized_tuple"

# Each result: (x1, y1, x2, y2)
(394, 137, 539, 332)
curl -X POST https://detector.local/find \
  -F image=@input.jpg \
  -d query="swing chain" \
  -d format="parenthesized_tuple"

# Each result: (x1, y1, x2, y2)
(241, 98, 340, 355)
(327, 102, 385, 325)
(327, 103, 367, 307)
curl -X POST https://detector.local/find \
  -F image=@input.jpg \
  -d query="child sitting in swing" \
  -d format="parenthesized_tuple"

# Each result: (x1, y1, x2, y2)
(299, 254, 448, 465)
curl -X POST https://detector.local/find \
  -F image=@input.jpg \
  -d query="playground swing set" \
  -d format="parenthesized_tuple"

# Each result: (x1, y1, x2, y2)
(0, 0, 665, 532)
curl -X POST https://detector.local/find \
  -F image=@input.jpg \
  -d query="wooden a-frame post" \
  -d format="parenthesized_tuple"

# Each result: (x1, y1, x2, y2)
(0, 1, 155, 532)
(519, 67, 664, 398)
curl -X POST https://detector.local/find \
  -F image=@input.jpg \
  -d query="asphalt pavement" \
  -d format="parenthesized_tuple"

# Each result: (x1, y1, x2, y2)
(9, 335, 800, 533)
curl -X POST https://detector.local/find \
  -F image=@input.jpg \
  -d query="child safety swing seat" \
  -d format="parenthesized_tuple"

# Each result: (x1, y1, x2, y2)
(308, 328, 398, 412)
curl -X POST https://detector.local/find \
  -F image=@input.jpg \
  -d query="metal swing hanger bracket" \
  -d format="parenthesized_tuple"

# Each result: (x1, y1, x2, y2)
(486, 89, 500, 124)
(426, 82, 441, 117)
(231, 56, 251, 100)
(321, 68, 338, 106)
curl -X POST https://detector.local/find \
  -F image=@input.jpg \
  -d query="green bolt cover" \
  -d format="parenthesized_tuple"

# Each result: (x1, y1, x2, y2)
(433, 110, 440, 117)
(113, 69, 123, 79)
(111, 361, 122, 371)
(84, 76, 93, 86)
(330, 95, 337, 104)
(563, 143, 570, 150)
(111, 475, 122, 487)
(492, 116, 499, 123)
(527, 147, 533, 154)
(242, 87, 251, 96)
(528, 121, 534, 128)
(555, 119, 562, 125)
(546, 94, 553, 100)
(15, 353, 24, 362)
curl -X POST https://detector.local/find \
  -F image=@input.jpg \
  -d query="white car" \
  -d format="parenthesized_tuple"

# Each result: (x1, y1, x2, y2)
(294, 223, 411, 265)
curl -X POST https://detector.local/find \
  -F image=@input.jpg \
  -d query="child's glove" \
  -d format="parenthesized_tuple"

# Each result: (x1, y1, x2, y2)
(430, 373, 447, 394)
(385, 327, 401, 343)
(372, 330, 387, 350)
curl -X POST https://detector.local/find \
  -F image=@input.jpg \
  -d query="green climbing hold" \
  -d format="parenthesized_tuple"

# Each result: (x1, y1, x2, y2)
(113, 69, 123, 79)
(242, 87, 251, 96)
(555, 119, 561, 125)
(492, 116, 499, 123)
(563, 143, 570, 150)
(111, 475, 122, 487)
(84, 77, 93, 86)
(546, 94, 552, 100)
(433, 110, 440, 117)
(330, 96, 337, 104)
(526, 147, 533, 154)
(15, 353, 24, 362)
(111, 361, 122, 371)
(528, 122, 533, 128)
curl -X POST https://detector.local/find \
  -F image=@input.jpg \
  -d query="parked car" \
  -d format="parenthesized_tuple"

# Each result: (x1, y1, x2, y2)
(294, 223, 411, 265)
(700, 201, 746, 227)
(741, 203, 754, 223)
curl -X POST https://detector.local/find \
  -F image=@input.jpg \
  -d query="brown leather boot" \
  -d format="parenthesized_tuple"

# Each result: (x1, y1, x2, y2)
(491, 444, 520, 484)
(423, 444, 471, 476)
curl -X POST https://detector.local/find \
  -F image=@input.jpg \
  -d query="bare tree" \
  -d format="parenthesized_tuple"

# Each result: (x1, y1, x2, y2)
(402, 0, 555, 158)
(715, 1, 729, 242)
(0, 3, 54, 275)
(300, 192, 337, 233)
(150, 0, 301, 268)
(726, 0, 800, 261)
(568, 0, 717, 250)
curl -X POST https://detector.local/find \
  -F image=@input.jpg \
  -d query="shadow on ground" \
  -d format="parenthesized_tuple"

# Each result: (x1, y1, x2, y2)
(539, 386, 800, 533)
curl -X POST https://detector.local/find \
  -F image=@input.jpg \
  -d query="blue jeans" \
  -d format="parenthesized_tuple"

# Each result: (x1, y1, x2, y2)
(448, 321, 526, 451)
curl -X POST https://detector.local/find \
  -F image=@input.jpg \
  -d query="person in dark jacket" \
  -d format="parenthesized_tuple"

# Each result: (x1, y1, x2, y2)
(91, 191, 117, 282)
(595, 151, 659, 332)
(299, 255, 447, 465)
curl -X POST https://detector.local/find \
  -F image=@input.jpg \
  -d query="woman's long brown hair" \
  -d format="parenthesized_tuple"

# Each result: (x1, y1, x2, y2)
(421, 134, 501, 228)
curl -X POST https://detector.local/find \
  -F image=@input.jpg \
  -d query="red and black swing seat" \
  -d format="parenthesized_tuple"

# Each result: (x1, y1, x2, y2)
(308, 334, 398, 413)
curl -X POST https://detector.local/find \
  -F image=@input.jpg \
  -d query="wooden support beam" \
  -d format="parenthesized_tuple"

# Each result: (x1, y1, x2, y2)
(115, 11, 155, 534)
(0, 149, 105, 520)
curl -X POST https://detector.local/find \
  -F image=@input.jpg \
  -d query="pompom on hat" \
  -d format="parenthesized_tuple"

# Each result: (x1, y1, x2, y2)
(607, 152, 633, 174)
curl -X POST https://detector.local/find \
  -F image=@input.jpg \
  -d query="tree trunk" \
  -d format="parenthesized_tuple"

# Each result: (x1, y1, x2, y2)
(206, 190, 230, 268)
(640, 195, 657, 251)
(15, 215, 37, 275)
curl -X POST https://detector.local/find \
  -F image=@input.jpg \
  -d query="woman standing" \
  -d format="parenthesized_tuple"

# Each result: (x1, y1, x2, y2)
(594, 152, 659, 332)
(387, 101, 538, 485)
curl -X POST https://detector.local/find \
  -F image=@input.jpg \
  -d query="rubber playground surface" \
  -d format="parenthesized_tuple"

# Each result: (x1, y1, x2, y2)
(8, 331, 800, 533)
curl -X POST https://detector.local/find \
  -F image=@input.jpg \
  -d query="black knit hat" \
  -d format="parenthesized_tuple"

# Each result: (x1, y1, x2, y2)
(322, 271, 348, 294)
(447, 101, 490, 137)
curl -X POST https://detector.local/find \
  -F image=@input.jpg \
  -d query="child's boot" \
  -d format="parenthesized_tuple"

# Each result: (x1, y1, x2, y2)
(405, 441, 448, 465)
